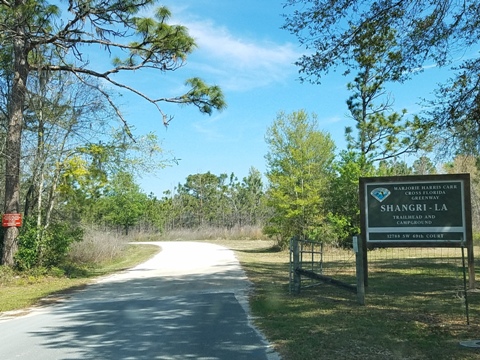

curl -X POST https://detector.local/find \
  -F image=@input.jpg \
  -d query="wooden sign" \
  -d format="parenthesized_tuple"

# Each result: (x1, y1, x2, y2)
(360, 174, 471, 247)
(2, 213, 22, 227)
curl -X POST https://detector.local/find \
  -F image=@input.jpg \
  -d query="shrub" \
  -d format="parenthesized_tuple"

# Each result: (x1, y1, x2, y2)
(15, 217, 83, 269)
(43, 223, 84, 267)
(15, 217, 41, 270)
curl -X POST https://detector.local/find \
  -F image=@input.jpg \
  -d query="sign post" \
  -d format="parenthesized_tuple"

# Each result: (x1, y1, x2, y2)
(353, 235, 365, 305)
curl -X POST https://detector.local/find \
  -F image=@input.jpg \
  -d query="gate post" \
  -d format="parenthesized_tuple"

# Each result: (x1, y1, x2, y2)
(292, 237, 301, 294)
(354, 235, 365, 305)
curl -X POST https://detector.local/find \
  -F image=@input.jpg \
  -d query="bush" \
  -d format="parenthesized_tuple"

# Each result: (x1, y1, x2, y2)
(14, 218, 39, 270)
(43, 223, 84, 267)
(15, 217, 83, 270)
(323, 213, 358, 248)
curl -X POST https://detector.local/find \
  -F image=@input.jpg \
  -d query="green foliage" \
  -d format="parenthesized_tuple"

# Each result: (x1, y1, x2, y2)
(283, 0, 480, 163)
(236, 168, 267, 226)
(59, 162, 267, 236)
(142, 193, 169, 232)
(326, 151, 366, 245)
(176, 172, 225, 226)
(443, 155, 480, 233)
(412, 155, 437, 175)
(165, 169, 267, 230)
(14, 218, 39, 270)
(323, 213, 352, 246)
(376, 159, 413, 176)
(474, 232, 480, 246)
(59, 133, 168, 225)
(344, 22, 431, 165)
(428, 59, 480, 157)
(129, 5, 196, 64)
(15, 217, 83, 270)
(285, 6, 434, 211)
(182, 78, 226, 115)
(264, 110, 336, 249)
(282, 1, 479, 83)
(89, 172, 149, 234)
(43, 223, 84, 267)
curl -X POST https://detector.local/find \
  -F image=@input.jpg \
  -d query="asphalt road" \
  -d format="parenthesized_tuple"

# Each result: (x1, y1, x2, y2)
(0, 241, 280, 360)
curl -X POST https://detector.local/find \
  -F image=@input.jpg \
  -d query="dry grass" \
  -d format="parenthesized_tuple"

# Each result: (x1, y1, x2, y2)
(157, 225, 268, 241)
(68, 229, 131, 264)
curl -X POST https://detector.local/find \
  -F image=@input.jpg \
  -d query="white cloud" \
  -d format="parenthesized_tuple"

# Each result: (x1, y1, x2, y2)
(322, 115, 343, 124)
(171, 17, 300, 91)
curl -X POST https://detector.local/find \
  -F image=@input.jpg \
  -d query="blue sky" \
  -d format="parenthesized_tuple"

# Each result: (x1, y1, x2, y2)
(114, 0, 460, 197)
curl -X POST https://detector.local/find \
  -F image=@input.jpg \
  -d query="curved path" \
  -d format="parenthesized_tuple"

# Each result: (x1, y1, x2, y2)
(0, 241, 280, 360)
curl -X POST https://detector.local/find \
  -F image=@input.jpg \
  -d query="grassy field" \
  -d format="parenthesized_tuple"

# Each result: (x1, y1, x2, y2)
(209, 239, 480, 360)
(2, 237, 480, 359)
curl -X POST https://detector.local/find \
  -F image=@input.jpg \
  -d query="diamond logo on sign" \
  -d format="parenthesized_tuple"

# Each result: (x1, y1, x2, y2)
(370, 188, 391, 202)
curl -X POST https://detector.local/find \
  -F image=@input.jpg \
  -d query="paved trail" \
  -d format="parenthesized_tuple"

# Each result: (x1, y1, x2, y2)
(0, 241, 280, 360)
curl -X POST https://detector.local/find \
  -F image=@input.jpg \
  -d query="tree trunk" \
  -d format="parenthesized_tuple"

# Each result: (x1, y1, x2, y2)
(2, 10, 28, 266)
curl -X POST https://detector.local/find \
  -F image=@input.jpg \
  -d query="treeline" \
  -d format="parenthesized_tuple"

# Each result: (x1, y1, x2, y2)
(7, 106, 480, 269)
(81, 125, 479, 251)
(72, 169, 269, 235)
(160, 170, 267, 230)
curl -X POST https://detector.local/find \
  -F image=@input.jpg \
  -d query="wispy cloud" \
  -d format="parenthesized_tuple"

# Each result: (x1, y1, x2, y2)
(170, 15, 299, 91)
(322, 115, 344, 124)
(191, 114, 226, 141)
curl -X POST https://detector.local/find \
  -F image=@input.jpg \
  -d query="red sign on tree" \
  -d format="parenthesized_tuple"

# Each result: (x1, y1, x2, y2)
(2, 213, 22, 227)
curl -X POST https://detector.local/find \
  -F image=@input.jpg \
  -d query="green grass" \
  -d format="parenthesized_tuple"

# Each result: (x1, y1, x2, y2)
(207, 239, 480, 360)
(0, 244, 159, 313)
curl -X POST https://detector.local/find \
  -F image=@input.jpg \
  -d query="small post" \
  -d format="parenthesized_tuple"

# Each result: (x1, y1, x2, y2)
(461, 243, 470, 325)
(292, 237, 301, 294)
(467, 238, 476, 290)
(354, 235, 365, 305)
